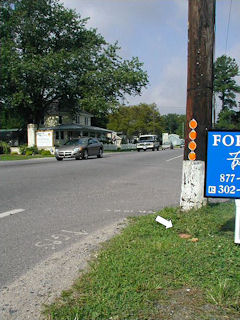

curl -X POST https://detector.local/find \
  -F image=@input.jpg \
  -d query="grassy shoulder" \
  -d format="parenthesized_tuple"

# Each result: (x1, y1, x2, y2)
(44, 202, 240, 320)
(0, 154, 54, 161)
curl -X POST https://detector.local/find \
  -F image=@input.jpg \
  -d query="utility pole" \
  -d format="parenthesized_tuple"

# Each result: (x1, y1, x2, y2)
(180, 0, 216, 211)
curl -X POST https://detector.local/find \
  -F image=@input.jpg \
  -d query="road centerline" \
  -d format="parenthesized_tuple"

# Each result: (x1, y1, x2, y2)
(0, 209, 25, 219)
(166, 155, 183, 162)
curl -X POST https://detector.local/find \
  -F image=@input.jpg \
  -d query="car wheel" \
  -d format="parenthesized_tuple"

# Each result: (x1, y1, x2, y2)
(83, 149, 88, 160)
(75, 156, 80, 160)
(137, 149, 140, 152)
(157, 147, 159, 151)
(97, 148, 103, 158)
(56, 157, 63, 161)
(152, 148, 155, 151)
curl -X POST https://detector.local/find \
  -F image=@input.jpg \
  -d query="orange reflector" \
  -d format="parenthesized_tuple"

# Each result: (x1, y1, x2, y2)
(188, 152, 196, 161)
(188, 141, 197, 151)
(189, 119, 197, 129)
(189, 130, 197, 140)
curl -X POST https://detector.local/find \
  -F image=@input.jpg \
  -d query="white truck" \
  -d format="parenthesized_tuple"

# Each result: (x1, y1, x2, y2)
(136, 134, 160, 152)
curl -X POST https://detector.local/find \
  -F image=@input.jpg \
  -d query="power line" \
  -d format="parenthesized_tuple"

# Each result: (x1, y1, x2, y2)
(225, 0, 233, 54)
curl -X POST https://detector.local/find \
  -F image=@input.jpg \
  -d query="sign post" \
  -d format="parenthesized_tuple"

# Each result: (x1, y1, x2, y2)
(205, 130, 240, 244)
(235, 200, 240, 244)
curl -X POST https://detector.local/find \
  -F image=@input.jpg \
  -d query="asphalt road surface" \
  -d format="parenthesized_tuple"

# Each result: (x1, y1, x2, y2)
(0, 149, 183, 289)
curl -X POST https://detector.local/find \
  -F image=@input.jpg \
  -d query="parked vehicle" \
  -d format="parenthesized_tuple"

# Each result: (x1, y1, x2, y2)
(136, 134, 160, 152)
(55, 137, 103, 161)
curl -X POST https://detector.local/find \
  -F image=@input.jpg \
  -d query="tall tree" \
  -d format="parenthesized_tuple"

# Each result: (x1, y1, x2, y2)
(162, 113, 186, 138)
(216, 109, 238, 129)
(0, 0, 148, 128)
(214, 55, 240, 111)
(107, 104, 164, 138)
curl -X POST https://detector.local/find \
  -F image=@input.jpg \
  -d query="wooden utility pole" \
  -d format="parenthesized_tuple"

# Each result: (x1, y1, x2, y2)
(180, 0, 215, 211)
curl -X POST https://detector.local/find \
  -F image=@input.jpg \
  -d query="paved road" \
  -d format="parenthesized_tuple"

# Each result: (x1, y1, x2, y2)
(0, 149, 183, 288)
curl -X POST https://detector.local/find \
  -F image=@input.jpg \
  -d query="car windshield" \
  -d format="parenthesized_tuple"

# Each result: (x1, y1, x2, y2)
(64, 138, 88, 146)
(139, 136, 155, 142)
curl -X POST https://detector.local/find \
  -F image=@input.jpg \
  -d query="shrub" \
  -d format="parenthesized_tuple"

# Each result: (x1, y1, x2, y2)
(19, 144, 28, 155)
(20, 145, 39, 155)
(27, 146, 39, 155)
(0, 141, 11, 154)
(25, 150, 33, 156)
(40, 149, 51, 155)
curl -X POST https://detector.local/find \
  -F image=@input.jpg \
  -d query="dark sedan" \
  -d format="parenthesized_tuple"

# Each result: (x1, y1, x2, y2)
(55, 137, 103, 161)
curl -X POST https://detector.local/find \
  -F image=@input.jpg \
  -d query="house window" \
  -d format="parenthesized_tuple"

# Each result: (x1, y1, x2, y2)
(60, 131, 64, 140)
(85, 117, 89, 126)
(59, 116, 63, 124)
(76, 115, 80, 124)
(56, 131, 59, 139)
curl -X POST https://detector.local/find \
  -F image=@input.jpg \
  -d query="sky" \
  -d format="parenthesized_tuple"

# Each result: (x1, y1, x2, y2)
(62, 0, 240, 115)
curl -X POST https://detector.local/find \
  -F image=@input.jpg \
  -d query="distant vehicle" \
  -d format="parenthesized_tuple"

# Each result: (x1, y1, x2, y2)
(136, 134, 160, 152)
(55, 137, 103, 161)
(180, 139, 185, 148)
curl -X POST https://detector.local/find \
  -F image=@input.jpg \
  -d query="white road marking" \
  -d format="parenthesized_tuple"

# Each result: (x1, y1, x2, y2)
(0, 209, 25, 219)
(166, 155, 183, 162)
(61, 229, 88, 235)
(35, 230, 88, 250)
(105, 209, 155, 214)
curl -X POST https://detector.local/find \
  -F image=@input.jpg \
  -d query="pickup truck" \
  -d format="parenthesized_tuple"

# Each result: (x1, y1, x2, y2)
(136, 134, 160, 152)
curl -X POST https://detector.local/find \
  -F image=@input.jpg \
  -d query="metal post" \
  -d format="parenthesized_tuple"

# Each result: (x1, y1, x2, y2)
(235, 200, 240, 244)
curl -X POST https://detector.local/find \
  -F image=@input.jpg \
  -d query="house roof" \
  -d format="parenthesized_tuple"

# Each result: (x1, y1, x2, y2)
(78, 110, 94, 117)
(42, 124, 113, 133)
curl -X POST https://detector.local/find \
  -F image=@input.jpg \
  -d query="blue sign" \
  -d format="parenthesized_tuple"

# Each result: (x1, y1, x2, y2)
(205, 131, 240, 199)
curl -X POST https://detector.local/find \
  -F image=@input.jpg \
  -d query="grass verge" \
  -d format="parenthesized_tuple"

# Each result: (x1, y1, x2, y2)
(0, 154, 54, 161)
(44, 201, 240, 320)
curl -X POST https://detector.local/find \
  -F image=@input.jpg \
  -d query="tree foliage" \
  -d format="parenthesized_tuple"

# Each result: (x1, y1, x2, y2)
(215, 109, 240, 130)
(161, 113, 186, 138)
(0, 0, 148, 128)
(214, 55, 240, 111)
(107, 104, 164, 138)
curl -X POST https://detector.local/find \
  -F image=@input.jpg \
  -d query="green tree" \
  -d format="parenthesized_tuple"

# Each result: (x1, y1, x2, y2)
(216, 109, 236, 129)
(215, 108, 240, 130)
(162, 113, 186, 138)
(107, 103, 164, 138)
(0, 0, 148, 128)
(214, 55, 240, 111)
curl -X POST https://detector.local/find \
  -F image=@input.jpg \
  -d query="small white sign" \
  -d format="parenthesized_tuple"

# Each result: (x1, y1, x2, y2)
(36, 131, 53, 147)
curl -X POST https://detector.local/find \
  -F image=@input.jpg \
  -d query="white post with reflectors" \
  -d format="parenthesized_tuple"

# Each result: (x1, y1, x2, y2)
(235, 200, 240, 244)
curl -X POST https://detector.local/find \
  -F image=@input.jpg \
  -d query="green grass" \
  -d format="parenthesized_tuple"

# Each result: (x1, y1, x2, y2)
(44, 202, 240, 319)
(0, 154, 54, 160)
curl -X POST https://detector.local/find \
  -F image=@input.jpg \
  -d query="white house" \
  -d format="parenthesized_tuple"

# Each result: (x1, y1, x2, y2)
(28, 104, 113, 148)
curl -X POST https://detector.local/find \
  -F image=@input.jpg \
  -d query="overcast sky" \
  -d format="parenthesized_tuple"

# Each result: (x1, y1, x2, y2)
(62, 0, 240, 115)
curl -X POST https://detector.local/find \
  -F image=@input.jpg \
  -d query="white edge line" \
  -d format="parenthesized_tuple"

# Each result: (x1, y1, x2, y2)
(0, 209, 25, 219)
(166, 155, 183, 162)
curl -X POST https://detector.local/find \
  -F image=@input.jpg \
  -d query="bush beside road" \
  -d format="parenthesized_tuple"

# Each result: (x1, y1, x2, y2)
(44, 201, 240, 320)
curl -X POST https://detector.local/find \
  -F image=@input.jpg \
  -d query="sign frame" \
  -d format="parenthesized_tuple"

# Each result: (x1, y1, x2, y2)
(36, 130, 54, 147)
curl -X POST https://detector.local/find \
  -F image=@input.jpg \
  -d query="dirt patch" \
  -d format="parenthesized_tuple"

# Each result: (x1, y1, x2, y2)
(152, 288, 240, 320)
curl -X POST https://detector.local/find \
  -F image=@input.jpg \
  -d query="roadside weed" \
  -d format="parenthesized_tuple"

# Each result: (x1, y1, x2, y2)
(207, 278, 240, 309)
